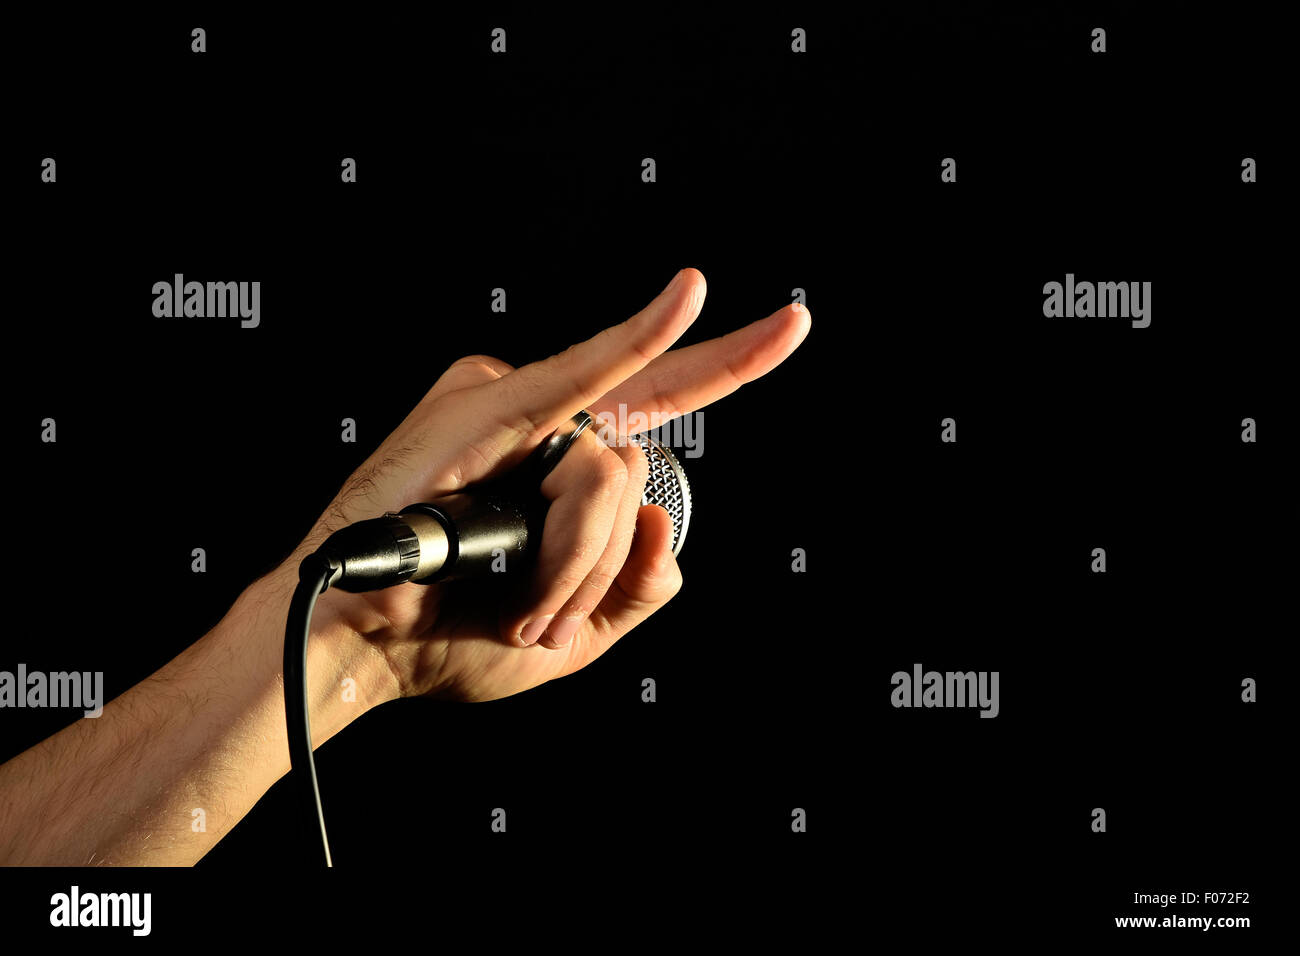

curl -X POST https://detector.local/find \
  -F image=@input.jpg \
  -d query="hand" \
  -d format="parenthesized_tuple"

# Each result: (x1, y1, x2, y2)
(286, 269, 810, 703)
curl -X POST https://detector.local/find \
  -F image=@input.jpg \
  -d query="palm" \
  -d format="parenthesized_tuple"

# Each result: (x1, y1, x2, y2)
(354, 575, 599, 702)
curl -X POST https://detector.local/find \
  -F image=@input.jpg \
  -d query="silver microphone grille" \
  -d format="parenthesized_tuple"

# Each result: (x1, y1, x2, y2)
(630, 433, 692, 557)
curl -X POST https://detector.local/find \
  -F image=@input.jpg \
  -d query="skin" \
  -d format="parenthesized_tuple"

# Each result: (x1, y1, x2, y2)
(0, 269, 810, 864)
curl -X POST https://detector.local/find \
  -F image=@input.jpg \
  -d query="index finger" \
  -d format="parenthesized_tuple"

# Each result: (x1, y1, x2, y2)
(590, 302, 811, 427)
(487, 268, 706, 439)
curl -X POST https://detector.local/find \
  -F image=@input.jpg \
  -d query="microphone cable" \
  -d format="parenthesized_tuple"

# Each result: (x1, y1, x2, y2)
(280, 413, 690, 865)
(278, 414, 595, 867)
(283, 550, 340, 867)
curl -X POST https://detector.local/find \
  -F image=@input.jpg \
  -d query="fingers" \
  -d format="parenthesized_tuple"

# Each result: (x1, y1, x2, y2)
(486, 268, 707, 440)
(534, 439, 650, 650)
(501, 428, 631, 647)
(585, 504, 683, 646)
(590, 302, 811, 426)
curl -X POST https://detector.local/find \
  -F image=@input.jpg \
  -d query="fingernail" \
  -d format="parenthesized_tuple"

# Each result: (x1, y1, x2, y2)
(662, 269, 683, 294)
(542, 616, 583, 648)
(518, 615, 553, 647)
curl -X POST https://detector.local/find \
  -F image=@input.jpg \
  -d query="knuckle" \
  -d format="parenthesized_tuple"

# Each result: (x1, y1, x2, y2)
(592, 446, 630, 490)
(552, 538, 599, 581)
(654, 552, 684, 596)
(551, 568, 591, 595)
(664, 565, 685, 597)
(544, 340, 587, 375)
(451, 353, 511, 375)
(622, 442, 650, 492)
(424, 354, 513, 404)
(579, 565, 616, 598)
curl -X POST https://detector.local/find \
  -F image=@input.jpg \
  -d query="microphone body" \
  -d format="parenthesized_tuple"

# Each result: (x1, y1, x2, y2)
(315, 433, 690, 594)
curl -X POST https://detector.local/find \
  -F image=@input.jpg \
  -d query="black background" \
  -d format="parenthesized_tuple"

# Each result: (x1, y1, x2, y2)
(1, 4, 1283, 945)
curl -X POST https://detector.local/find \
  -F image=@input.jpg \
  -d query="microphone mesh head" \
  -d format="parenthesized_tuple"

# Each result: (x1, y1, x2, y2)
(631, 433, 692, 556)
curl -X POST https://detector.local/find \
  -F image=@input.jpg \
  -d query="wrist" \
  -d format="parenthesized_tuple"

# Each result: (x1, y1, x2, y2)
(231, 559, 401, 750)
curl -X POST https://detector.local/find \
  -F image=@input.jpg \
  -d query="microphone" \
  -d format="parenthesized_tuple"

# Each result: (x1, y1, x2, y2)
(313, 431, 692, 594)
(285, 417, 692, 865)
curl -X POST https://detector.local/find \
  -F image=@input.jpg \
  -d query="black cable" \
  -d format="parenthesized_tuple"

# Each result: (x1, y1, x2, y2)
(277, 410, 631, 865)
(283, 552, 338, 867)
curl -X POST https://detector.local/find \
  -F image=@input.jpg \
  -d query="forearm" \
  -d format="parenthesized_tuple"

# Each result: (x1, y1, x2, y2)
(0, 561, 396, 865)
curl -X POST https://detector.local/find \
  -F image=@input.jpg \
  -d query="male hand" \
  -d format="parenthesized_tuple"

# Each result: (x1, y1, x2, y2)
(293, 269, 810, 703)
